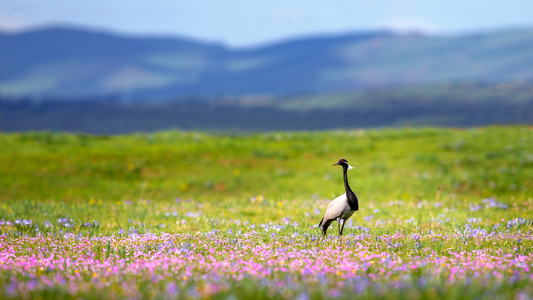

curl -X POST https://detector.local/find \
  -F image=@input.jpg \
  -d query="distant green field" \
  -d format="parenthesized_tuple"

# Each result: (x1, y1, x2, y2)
(1, 127, 532, 299)
(3, 83, 532, 134)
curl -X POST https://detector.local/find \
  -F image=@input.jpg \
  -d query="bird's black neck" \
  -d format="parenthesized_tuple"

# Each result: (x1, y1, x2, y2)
(343, 165, 359, 211)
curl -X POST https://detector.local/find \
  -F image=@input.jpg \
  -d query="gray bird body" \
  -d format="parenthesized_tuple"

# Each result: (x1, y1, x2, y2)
(322, 193, 355, 222)
(318, 159, 359, 237)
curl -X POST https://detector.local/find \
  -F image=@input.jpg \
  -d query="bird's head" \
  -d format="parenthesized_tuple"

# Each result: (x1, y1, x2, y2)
(332, 158, 354, 170)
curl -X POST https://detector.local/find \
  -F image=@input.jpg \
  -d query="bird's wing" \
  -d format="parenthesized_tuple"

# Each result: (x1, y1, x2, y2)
(323, 193, 349, 221)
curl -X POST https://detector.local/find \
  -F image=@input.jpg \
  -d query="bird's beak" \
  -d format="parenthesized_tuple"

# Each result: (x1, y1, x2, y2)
(332, 162, 339, 166)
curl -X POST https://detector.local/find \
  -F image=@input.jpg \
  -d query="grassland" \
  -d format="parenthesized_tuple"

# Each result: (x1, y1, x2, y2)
(0, 126, 532, 299)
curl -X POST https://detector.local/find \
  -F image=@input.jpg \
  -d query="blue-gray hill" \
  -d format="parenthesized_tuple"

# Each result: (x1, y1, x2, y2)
(1, 26, 533, 99)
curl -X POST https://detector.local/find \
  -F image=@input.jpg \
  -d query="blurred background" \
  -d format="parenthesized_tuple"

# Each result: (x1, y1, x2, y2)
(1, 0, 533, 134)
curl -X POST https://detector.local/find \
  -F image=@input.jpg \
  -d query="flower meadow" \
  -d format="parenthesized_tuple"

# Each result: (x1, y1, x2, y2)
(1, 211, 532, 299)
(1, 127, 533, 299)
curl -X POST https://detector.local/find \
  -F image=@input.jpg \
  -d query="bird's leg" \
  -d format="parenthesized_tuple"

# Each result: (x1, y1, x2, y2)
(337, 219, 342, 237)
(340, 219, 347, 236)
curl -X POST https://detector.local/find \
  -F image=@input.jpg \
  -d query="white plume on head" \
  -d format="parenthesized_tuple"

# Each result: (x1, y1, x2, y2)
(347, 163, 354, 170)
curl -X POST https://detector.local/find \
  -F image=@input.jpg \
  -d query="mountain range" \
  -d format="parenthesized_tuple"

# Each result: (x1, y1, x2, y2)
(1, 26, 533, 99)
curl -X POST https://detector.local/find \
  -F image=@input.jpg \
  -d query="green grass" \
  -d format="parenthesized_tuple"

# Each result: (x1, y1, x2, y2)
(1, 126, 533, 299)
(0, 126, 532, 234)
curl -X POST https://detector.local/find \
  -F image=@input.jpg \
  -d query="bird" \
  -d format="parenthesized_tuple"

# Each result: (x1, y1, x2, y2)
(318, 159, 359, 237)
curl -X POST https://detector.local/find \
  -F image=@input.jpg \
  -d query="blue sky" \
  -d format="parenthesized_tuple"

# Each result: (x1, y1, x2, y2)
(1, 0, 532, 47)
